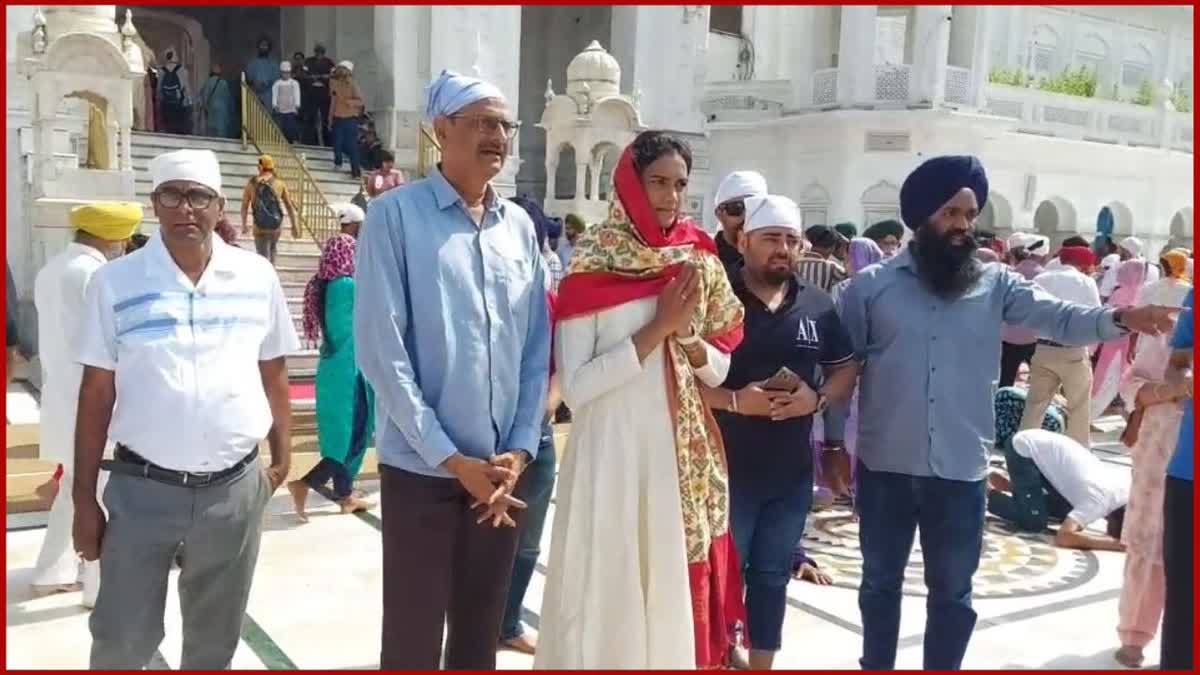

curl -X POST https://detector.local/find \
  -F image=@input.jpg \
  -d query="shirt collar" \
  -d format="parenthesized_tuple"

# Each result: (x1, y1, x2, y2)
(429, 165, 503, 216)
(892, 248, 917, 272)
(144, 230, 238, 284)
(730, 265, 802, 312)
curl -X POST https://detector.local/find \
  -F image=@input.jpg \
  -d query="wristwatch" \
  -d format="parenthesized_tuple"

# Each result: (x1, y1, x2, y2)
(1112, 308, 1130, 333)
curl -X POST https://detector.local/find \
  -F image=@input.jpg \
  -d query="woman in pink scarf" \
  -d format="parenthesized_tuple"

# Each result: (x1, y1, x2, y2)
(1091, 259, 1148, 419)
(1113, 313, 1192, 668)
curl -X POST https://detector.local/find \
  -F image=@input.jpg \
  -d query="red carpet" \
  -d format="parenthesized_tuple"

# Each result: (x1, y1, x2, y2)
(289, 381, 316, 401)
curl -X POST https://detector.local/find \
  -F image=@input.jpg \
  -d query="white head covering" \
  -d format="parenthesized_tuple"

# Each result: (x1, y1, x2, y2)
(280, 60, 292, 72)
(150, 149, 222, 194)
(1027, 235, 1049, 254)
(743, 195, 802, 235)
(1007, 232, 1036, 250)
(337, 60, 354, 73)
(714, 170, 768, 208)
(1119, 236, 1143, 258)
(423, 70, 505, 124)
(335, 203, 365, 224)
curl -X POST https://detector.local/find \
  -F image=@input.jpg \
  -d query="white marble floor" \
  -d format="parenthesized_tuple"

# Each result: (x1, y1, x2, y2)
(6, 440, 1154, 671)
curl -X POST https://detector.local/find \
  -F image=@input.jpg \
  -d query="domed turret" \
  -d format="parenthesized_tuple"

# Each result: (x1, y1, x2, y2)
(566, 40, 620, 99)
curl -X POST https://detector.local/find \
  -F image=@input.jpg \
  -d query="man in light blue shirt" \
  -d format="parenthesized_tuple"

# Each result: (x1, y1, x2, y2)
(354, 70, 550, 670)
(838, 155, 1179, 671)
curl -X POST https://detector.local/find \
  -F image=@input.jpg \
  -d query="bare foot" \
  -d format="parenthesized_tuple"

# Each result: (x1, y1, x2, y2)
(728, 646, 750, 670)
(32, 582, 81, 597)
(338, 494, 374, 514)
(500, 632, 537, 655)
(987, 471, 1011, 494)
(287, 480, 309, 522)
(34, 477, 59, 506)
(1115, 645, 1144, 668)
(793, 562, 833, 585)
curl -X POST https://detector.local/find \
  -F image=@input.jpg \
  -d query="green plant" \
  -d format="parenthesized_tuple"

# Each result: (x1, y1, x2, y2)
(1132, 80, 1153, 106)
(1036, 67, 1098, 98)
(1171, 84, 1191, 112)
(988, 67, 1028, 87)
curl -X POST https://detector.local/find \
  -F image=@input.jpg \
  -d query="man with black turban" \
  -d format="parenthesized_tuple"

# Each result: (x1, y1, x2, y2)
(862, 218, 904, 257)
(837, 154, 1180, 671)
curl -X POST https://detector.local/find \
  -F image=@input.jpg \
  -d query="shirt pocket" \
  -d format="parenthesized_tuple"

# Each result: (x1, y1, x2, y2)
(485, 236, 535, 317)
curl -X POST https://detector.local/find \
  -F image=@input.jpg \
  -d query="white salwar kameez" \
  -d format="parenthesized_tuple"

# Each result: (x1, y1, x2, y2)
(535, 297, 729, 669)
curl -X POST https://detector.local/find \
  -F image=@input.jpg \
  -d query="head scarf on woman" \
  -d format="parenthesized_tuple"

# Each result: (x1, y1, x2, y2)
(846, 237, 884, 274)
(1109, 258, 1149, 308)
(302, 233, 356, 344)
(555, 139, 746, 669)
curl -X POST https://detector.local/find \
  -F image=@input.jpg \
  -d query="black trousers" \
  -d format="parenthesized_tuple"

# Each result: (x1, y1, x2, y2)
(1000, 341, 1037, 388)
(1161, 476, 1193, 670)
(379, 466, 526, 670)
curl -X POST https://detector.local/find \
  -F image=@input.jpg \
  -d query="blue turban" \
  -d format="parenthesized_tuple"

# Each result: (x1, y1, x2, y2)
(899, 155, 988, 229)
(424, 69, 506, 124)
(545, 216, 563, 240)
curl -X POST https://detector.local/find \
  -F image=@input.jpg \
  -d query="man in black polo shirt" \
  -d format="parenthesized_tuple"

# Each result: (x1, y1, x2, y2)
(701, 195, 857, 670)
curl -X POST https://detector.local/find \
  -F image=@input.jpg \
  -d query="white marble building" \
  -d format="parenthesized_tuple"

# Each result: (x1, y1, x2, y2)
(5, 5, 1195, 344)
(700, 5, 1194, 254)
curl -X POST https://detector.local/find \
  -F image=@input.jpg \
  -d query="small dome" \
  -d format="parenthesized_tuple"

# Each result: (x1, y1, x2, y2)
(566, 40, 620, 99)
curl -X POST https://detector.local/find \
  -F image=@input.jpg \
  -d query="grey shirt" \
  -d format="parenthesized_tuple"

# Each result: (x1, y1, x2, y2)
(839, 250, 1123, 482)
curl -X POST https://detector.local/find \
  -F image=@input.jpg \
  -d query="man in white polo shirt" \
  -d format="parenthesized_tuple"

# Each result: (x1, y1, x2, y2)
(72, 149, 300, 669)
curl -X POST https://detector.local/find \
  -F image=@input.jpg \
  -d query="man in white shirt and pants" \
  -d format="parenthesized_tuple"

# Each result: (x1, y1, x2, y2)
(73, 149, 300, 669)
(31, 202, 140, 606)
(272, 60, 302, 143)
(989, 429, 1128, 551)
(1019, 245, 1102, 446)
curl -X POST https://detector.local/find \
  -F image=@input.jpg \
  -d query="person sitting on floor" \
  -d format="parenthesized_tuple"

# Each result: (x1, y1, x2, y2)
(988, 428, 1127, 551)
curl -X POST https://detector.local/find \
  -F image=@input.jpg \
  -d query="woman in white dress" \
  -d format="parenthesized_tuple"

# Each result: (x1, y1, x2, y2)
(535, 131, 747, 669)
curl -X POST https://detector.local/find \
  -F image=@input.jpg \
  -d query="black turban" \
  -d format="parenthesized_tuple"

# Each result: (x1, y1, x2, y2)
(834, 222, 858, 240)
(899, 155, 989, 229)
(863, 219, 903, 242)
(805, 224, 837, 249)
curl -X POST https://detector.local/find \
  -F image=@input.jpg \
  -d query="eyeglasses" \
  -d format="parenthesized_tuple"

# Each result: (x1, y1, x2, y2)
(449, 114, 521, 138)
(154, 187, 217, 210)
(719, 200, 746, 217)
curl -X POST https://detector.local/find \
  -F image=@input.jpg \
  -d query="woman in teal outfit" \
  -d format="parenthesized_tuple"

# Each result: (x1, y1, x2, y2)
(289, 233, 375, 520)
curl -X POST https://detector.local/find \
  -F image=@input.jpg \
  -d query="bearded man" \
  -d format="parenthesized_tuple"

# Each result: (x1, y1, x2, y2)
(837, 155, 1179, 671)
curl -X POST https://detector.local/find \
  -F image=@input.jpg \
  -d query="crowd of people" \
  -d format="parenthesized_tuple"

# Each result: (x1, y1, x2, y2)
(13, 66, 1194, 672)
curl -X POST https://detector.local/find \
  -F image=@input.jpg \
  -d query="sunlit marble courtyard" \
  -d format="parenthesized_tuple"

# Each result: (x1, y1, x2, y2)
(6, 415, 1151, 671)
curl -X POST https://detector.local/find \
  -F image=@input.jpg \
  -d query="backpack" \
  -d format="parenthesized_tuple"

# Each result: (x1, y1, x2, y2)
(252, 177, 284, 229)
(160, 65, 184, 107)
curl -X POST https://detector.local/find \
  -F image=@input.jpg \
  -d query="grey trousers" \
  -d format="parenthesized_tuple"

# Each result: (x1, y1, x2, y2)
(89, 461, 271, 670)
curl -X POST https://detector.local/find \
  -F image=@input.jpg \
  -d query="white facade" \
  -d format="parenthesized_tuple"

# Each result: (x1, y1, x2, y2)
(701, 5, 1194, 256)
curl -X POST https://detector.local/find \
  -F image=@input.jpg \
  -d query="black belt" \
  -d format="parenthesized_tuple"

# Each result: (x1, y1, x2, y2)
(1036, 339, 1074, 348)
(103, 445, 258, 488)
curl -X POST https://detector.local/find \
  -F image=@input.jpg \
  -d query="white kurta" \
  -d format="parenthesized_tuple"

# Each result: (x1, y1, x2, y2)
(32, 242, 107, 587)
(535, 297, 729, 670)
(35, 243, 107, 465)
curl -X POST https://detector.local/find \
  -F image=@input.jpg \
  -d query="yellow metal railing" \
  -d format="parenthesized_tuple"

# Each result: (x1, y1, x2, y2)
(240, 73, 341, 245)
(417, 123, 441, 177)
